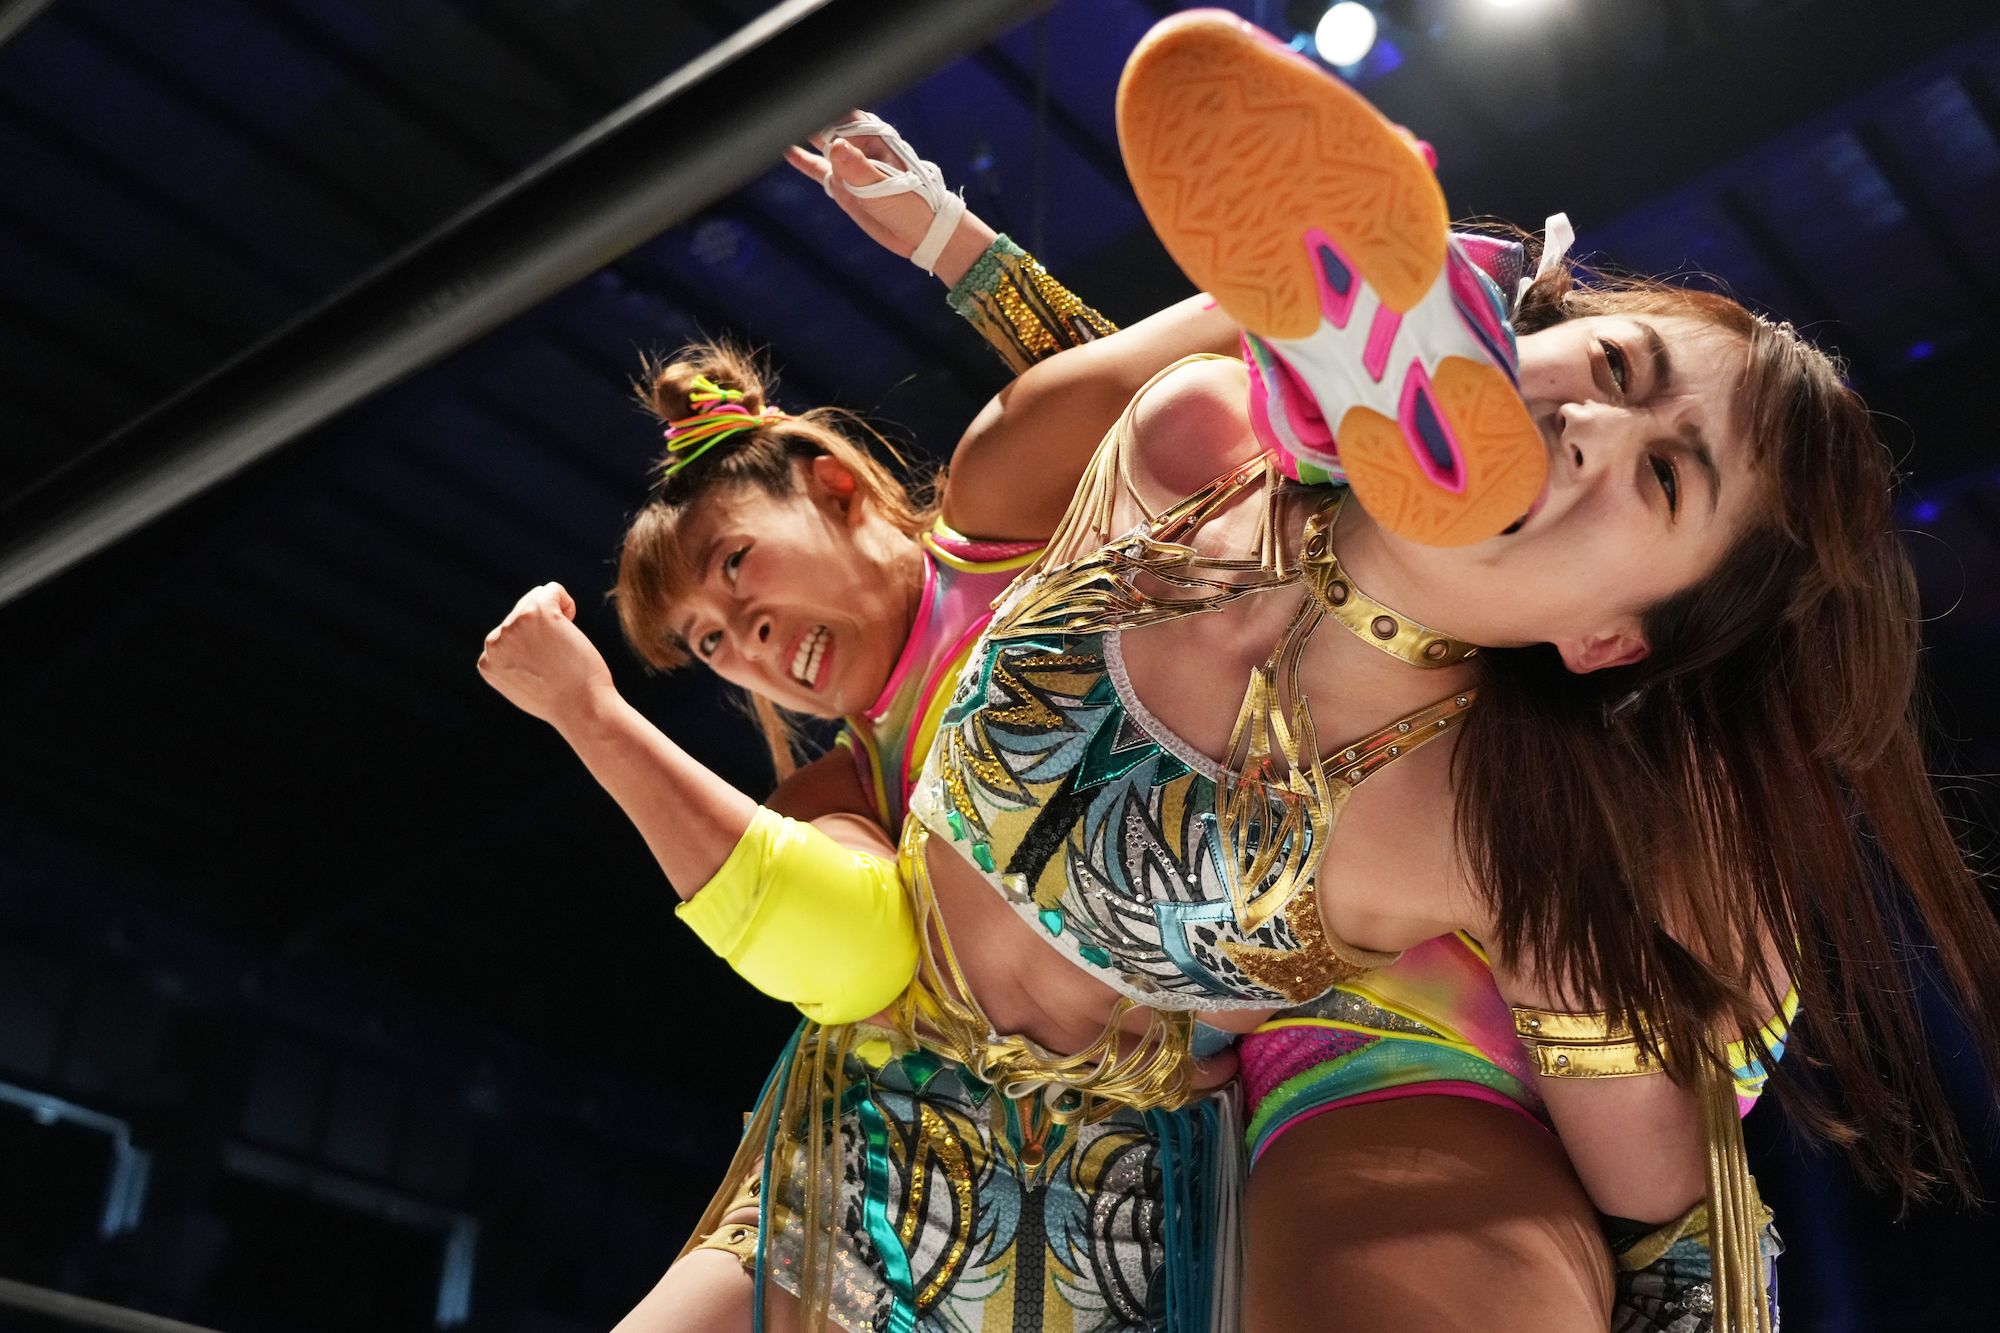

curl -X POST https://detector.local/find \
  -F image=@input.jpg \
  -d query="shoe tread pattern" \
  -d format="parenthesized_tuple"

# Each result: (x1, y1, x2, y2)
(1335, 358, 1546, 547)
(1117, 15, 1447, 340)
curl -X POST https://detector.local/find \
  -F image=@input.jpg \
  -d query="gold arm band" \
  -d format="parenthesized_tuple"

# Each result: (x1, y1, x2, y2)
(1514, 1003, 1775, 1330)
(946, 234, 1118, 373)
(1510, 1004, 1666, 1078)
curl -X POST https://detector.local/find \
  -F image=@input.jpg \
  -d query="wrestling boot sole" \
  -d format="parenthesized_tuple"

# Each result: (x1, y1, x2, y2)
(1116, 10, 1547, 548)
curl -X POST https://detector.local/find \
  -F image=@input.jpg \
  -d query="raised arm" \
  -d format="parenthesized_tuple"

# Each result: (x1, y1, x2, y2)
(790, 112, 1242, 538)
(478, 583, 910, 1024)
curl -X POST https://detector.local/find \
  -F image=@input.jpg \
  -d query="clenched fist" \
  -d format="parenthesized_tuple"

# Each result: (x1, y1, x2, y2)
(477, 582, 615, 729)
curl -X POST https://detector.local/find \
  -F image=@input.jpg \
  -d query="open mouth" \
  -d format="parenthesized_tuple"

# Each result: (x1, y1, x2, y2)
(1503, 414, 1562, 535)
(1501, 475, 1551, 536)
(789, 624, 830, 688)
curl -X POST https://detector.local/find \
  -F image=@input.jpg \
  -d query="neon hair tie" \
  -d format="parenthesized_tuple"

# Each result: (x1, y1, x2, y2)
(654, 374, 791, 482)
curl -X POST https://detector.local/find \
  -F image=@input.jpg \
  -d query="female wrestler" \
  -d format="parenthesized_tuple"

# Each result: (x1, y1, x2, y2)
(482, 114, 1621, 1332)
(493, 16, 2000, 1325)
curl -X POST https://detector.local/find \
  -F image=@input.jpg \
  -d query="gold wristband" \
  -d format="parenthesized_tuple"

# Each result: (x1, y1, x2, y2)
(947, 236, 1117, 373)
(1510, 1004, 1667, 1078)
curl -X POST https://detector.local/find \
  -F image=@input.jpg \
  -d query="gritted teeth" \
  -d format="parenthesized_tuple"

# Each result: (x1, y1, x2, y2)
(789, 625, 829, 687)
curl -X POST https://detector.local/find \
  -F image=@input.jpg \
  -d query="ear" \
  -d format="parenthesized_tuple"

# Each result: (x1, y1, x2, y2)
(1557, 627, 1651, 674)
(807, 454, 862, 521)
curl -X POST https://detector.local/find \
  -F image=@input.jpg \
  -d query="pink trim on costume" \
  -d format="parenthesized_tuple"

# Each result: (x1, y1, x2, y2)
(1302, 227, 1362, 330)
(1251, 1082, 1549, 1167)
(902, 616, 995, 794)
(1361, 305, 1402, 383)
(1397, 361, 1468, 493)
(861, 555, 938, 724)
(1446, 247, 1511, 361)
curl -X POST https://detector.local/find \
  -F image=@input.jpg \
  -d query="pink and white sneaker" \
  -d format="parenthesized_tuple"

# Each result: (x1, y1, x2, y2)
(1117, 10, 1547, 547)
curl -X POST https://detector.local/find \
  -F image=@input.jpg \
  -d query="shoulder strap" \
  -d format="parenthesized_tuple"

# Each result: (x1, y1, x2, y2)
(1329, 690, 1476, 789)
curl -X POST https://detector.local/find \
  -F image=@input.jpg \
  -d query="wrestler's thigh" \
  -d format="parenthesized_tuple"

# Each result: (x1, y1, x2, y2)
(1244, 1096, 1612, 1333)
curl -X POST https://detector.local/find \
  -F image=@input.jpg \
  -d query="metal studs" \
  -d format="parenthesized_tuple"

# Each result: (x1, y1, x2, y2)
(1348, 768, 1364, 783)
(1526, 1016, 1542, 1032)
(1344, 749, 1358, 762)
(1396, 721, 1411, 734)
(1554, 1053, 1571, 1069)
(1455, 695, 1470, 708)
(1371, 615, 1397, 639)
(1434, 718, 1448, 729)
(1388, 745, 1401, 757)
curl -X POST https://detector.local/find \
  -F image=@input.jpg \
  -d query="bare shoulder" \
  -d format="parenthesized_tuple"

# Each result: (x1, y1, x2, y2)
(1124, 356, 1260, 505)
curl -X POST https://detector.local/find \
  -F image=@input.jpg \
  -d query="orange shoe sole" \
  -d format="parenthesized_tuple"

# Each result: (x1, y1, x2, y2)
(1117, 10, 1446, 337)
(1118, 11, 1547, 547)
(1334, 358, 1551, 547)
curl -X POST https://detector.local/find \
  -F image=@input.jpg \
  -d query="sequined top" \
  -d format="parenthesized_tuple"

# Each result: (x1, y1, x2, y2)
(911, 359, 1474, 1012)
(837, 520, 1043, 830)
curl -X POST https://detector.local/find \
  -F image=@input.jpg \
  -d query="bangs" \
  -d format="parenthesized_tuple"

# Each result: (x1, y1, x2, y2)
(613, 501, 709, 671)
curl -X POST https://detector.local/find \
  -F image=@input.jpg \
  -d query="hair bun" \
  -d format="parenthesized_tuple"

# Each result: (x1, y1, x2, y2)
(640, 342, 769, 424)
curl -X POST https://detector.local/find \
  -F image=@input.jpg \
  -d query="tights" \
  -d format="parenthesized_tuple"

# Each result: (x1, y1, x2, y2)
(616, 1090, 1610, 1333)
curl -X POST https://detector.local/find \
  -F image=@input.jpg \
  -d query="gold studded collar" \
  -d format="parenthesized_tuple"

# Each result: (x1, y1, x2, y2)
(1299, 493, 1479, 669)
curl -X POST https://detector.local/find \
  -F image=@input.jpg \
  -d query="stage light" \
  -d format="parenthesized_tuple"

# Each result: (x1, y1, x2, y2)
(1316, 3, 1378, 67)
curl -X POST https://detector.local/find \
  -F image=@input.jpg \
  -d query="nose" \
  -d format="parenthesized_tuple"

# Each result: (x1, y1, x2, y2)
(734, 608, 775, 660)
(1557, 400, 1634, 476)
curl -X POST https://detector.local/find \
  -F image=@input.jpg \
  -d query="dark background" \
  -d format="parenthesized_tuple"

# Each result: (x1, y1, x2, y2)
(1, 1, 1997, 1329)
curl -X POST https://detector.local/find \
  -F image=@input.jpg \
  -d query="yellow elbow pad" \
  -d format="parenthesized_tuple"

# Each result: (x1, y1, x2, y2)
(676, 808, 918, 1025)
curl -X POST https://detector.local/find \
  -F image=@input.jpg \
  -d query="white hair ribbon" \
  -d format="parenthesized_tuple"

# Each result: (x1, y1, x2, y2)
(1519, 212, 1576, 302)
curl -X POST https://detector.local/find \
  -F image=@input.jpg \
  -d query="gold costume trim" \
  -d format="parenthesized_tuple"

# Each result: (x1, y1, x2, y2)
(689, 1171, 761, 1272)
(1512, 1002, 1773, 1333)
(1300, 495, 1480, 668)
(888, 820, 1200, 1123)
(1510, 1003, 1667, 1077)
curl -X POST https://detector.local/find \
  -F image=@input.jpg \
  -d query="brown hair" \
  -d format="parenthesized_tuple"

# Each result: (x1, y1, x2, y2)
(612, 340, 938, 776)
(1456, 256, 2000, 1205)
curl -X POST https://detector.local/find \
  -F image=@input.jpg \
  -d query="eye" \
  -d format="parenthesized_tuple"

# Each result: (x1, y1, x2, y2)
(1649, 454, 1680, 518)
(699, 628, 723, 657)
(1601, 339, 1630, 395)
(723, 546, 748, 583)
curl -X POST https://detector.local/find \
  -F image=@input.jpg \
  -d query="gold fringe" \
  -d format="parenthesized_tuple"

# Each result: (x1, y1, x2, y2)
(888, 820, 1199, 1124)
(1699, 1053, 1772, 1333)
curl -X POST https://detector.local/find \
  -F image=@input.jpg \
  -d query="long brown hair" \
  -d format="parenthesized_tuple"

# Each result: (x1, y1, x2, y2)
(611, 340, 938, 777)
(1456, 259, 2000, 1204)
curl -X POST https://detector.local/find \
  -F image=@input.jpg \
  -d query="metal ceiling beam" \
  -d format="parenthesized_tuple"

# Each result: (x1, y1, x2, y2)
(0, 0, 55, 50)
(0, 0, 1052, 608)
